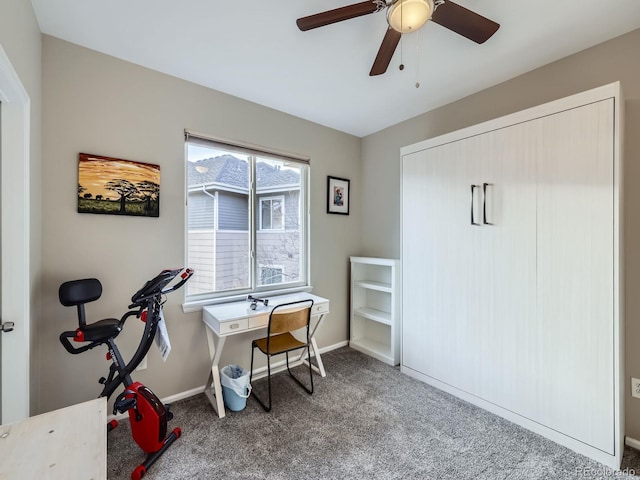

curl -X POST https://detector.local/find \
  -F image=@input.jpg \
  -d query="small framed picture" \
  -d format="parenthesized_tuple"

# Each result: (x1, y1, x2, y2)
(327, 176, 350, 215)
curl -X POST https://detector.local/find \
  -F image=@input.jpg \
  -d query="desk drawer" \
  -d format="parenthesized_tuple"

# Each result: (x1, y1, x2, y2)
(312, 303, 329, 315)
(219, 318, 248, 334)
(248, 314, 269, 329)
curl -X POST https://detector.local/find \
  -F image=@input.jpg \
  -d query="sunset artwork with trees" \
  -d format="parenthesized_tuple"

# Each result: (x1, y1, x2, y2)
(78, 153, 160, 217)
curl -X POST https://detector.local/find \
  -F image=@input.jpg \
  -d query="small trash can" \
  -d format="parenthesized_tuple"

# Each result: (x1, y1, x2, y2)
(220, 365, 252, 411)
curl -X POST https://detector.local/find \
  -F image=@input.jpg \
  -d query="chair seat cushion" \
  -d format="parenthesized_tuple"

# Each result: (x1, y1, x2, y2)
(254, 332, 306, 355)
(81, 318, 121, 342)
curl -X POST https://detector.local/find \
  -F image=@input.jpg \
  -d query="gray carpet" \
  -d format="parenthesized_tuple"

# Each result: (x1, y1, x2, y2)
(107, 348, 640, 479)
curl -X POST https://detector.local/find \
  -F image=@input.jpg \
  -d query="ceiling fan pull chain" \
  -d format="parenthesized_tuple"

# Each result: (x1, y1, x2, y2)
(416, 28, 420, 88)
(399, 29, 405, 71)
(398, 0, 405, 72)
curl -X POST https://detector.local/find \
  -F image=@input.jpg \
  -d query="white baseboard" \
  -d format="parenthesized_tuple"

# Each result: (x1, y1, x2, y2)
(625, 436, 640, 451)
(107, 340, 348, 422)
(323, 340, 349, 351)
(163, 385, 207, 404)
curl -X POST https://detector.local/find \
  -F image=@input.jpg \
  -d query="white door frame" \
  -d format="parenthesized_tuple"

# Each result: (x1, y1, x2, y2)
(0, 42, 31, 424)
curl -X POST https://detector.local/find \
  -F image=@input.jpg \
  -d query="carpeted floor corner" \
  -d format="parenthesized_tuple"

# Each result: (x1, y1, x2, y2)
(107, 347, 640, 479)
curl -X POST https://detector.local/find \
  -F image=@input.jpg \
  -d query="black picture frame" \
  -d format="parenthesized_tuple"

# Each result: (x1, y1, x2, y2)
(327, 176, 350, 215)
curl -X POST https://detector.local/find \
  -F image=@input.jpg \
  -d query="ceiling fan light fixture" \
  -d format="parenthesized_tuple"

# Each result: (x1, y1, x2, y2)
(387, 0, 434, 33)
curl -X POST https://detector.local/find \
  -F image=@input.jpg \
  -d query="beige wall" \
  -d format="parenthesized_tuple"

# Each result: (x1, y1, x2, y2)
(24, 11, 640, 441)
(361, 28, 640, 438)
(0, 0, 42, 415)
(39, 36, 361, 414)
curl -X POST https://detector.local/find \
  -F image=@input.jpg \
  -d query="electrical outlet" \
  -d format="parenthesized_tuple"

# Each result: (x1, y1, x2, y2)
(631, 378, 640, 399)
(136, 355, 147, 371)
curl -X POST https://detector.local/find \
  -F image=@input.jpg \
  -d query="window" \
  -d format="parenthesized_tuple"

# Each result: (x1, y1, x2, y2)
(185, 133, 309, 301)
(259, 196, 284, 230)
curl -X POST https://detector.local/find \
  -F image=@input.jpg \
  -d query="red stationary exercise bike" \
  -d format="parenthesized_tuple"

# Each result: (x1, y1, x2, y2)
(58, 267, 193, 480)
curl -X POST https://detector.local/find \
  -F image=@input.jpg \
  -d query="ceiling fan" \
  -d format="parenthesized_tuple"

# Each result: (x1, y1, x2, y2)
(296, 0, 500, 76)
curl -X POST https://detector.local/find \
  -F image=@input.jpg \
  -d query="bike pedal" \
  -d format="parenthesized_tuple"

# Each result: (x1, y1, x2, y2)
(114, 397, 137, 414)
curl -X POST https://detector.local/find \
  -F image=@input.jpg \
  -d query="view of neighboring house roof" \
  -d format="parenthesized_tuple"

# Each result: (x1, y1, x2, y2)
(188, 155, 247, 189)
(256, 161, 299, 189)
(188, 155, 300, 191)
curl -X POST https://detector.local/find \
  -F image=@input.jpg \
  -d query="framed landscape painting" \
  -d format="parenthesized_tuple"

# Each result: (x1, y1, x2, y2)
(78, 153, 160, 217)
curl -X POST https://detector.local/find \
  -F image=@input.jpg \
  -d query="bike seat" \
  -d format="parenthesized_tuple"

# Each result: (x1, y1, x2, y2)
(80, 318, 121, 343)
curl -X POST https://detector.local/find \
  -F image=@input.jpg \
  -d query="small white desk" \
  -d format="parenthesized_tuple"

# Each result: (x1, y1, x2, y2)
(202, 292, 330, 418)
(0, 398, 107, 480)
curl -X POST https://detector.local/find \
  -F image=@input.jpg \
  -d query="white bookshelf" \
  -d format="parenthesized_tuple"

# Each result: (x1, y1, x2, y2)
(349, 257, 400, 366)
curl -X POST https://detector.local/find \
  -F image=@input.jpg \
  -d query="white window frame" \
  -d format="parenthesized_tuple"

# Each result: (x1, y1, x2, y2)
(183, 132, 311, 311)
(259, 195, 285, 231)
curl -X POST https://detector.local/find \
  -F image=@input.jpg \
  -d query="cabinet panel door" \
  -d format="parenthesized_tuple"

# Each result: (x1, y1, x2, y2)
(402, 150, 437, 373)
(437, 138, 477, 390)
(536, 99, 615, 453)
(402, 141, 475, 388)
(471, 123, 537, 408)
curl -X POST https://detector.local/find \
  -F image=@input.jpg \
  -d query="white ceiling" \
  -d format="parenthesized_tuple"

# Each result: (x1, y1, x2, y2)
(30, 0, 640, 137)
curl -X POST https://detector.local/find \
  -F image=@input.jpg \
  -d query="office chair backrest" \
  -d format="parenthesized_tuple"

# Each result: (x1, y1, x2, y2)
(269, 300, 313, 335)
(59, 278, 102, 306)
(59, 278, 102, 329)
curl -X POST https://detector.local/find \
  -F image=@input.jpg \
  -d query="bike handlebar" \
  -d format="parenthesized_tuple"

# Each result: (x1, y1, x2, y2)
(128, 268, 194, 309)
(160, 267, 194, 295)
(59, 330, 101, 355)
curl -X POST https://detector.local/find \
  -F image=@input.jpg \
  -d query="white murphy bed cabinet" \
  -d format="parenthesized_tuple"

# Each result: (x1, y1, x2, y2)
(401, 82, 623, 469)
(350, 257, 401, 365)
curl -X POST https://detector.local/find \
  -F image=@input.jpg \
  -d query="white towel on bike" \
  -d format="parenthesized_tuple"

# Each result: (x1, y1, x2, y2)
(155, 309, 171, 361)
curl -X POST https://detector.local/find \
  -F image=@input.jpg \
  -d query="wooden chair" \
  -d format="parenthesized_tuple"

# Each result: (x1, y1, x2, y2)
(249, 299, 314, 412)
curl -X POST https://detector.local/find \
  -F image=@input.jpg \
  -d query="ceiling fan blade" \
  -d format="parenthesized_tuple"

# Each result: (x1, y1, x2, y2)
(297, 1, 379, 31)
(370, 28, 402, 76)
(431, 1, 500, 44)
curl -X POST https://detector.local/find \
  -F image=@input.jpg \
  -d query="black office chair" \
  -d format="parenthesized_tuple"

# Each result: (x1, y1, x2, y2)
(249, 299, 314, 412)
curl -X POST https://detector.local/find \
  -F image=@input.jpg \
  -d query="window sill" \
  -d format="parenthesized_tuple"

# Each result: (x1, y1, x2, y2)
(182, 285, 314, 314)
